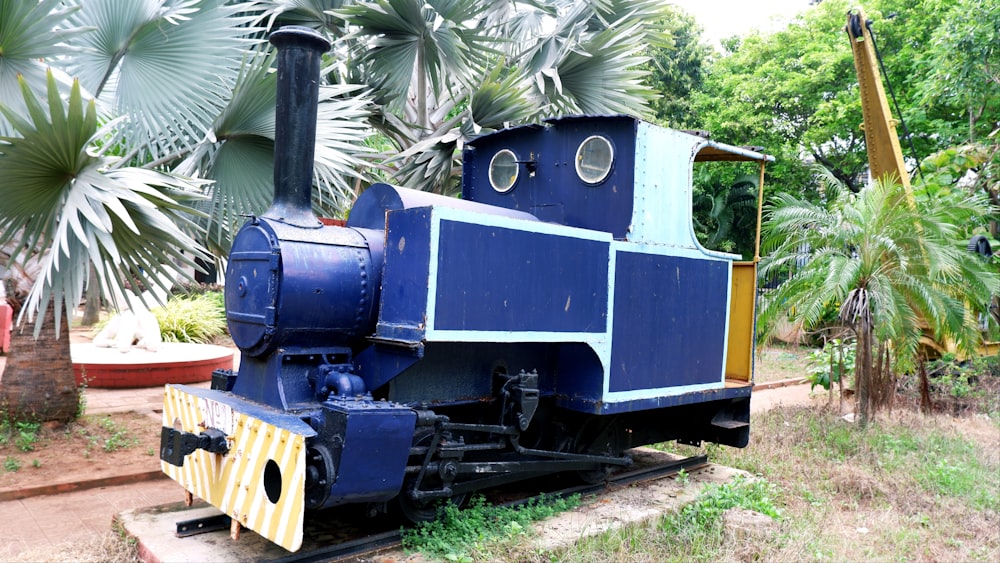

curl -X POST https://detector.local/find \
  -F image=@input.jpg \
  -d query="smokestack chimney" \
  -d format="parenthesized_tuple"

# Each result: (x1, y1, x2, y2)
(264, 26, 331, 228)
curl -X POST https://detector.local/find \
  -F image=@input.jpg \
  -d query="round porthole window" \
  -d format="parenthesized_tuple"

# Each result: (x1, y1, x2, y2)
(575, 135, 614, 185)
(489, 149, 519, 193)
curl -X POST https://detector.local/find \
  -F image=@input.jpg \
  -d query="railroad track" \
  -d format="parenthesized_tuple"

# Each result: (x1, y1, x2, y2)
(265, 454, 709, 563)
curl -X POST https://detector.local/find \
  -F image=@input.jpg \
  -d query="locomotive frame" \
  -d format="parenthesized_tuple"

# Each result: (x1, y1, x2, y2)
(159, 27, 773, 552)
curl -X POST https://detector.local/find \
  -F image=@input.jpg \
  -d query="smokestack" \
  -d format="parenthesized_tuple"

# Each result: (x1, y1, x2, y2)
(264, 26, 331, 228)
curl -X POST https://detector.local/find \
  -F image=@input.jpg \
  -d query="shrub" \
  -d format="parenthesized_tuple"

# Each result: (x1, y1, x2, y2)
(153, 292, 227, 344)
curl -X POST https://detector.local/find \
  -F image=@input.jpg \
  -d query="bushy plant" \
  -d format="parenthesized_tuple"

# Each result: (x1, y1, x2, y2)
(806, 338, 856, 391)
(152, 292, 227, 344)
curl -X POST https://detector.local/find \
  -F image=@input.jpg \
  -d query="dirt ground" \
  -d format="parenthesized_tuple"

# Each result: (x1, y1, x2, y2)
(0, 411, 163, 494)
(1, 325, 164, 494)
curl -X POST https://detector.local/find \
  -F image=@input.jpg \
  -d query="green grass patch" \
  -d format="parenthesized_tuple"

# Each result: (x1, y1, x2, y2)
(402, 494, 581, 562)
(657, 476, 781, 550)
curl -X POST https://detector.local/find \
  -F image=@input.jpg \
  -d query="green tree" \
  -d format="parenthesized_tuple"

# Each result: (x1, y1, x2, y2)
(692, 0, 865, 195)
(641, 6, 713, 129)
(759, 174, 998, 425)
(910, 0, 1000, 144)
(688, 0, 998, 202)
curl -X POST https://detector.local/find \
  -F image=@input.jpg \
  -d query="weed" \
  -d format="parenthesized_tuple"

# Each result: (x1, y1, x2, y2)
(15, 421, 41, 452)
(76, 376, 89, 419)
(402, 494, 581, 561)
(561, 477, 783, 562)
(98, 416, 119, 432)
(0, 418, 9, 447)
(805, 338, 855, 391)
(103, 430, 136, 453)
(675, 468, 689, 485)
(112, 519, 139, 548)
(661, 476, 781, 534)
(4, 456, 21, 472)
(32, 459, 41, 468)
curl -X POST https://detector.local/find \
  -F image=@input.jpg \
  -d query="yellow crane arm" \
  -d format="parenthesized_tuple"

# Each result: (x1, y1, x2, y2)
(846, 8, 911, 190)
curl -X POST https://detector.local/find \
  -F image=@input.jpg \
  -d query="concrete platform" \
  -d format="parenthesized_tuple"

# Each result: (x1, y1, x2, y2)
(116, 502, 296, 563)
(116, 450, 751, 562)
(73, 342, 233, 388)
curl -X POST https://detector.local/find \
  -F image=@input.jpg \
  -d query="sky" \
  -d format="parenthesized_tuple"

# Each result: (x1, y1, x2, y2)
(668, 0, 814, 47)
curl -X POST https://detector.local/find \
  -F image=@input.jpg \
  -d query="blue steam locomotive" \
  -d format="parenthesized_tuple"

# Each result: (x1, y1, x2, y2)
(160, 27, 772, 552)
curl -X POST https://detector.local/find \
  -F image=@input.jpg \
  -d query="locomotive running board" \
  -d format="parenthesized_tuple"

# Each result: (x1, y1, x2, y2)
(160, 384, 316, 552)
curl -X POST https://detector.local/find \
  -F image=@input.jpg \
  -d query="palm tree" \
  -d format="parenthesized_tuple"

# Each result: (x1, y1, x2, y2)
(286, 0, 672, 193)
(0, 0, 369, 421)
(758, 174, 998, 426)
(692, 173, 759, 258)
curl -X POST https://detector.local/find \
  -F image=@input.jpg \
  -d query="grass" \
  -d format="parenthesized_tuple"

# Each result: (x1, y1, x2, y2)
(485, 407, 997, 563)
(549, 477, 783, 563)
(0, 529, 143, 563)
(402, 494, 582, 562)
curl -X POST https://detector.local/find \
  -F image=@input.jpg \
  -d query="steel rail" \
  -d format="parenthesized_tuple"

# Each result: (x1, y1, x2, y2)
(266, 454, 709, 563)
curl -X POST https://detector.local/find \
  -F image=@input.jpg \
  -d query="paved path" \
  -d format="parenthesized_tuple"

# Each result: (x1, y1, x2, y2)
(0, 365, 821, 559)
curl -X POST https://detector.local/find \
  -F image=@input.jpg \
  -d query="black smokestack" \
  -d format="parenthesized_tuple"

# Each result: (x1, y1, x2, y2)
(264, 26, 331, 228)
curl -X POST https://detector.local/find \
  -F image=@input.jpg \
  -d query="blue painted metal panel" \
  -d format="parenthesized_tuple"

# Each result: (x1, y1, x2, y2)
(434, 220, 609, 333)
(376, 208, 432, 343)
(348, 183, 537, 230)
(550, 342, 605, 404)
(609, 252, 729, 393)
(225, 218, 380, 357)
(462, 116, 636, 238)
(321, 396, 415, 505)
(558, 384, 751, 415)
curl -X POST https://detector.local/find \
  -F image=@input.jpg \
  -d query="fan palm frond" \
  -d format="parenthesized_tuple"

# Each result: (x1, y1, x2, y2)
(0, 0, 85, 134)
(175, 52, 373, 252)
(62, 0, 260, 159)
(341, 0, 495, 115)
(0, 70, 209, 334)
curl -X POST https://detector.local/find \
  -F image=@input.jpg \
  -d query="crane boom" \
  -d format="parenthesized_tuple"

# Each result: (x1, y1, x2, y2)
(846, 9, 911, 190)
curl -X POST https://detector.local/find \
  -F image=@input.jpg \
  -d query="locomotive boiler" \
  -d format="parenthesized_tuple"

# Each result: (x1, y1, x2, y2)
(160, 26, 773, 552)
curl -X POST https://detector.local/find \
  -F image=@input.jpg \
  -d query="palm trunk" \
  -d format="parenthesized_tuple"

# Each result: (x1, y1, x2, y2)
(856, 322, 873, 427)
(0, 299, 80, 422)
(837, 339, 846, 414)
(918, 357, 932, 414)
(82, 264, 101, 326)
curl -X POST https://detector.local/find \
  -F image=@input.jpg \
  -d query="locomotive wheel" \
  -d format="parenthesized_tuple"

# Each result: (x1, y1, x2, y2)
(397, 484, 467, 523)
(397, 429, 466, 523)
(574, 417, 626, 484)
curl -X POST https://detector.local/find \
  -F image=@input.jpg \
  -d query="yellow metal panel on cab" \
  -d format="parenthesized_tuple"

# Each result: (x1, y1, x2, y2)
(161, 385, 307, 552)
(726, 262, 757, 382)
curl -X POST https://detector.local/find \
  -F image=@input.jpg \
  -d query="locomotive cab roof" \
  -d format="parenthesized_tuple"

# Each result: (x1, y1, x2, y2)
(461, 114, 772, 248)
